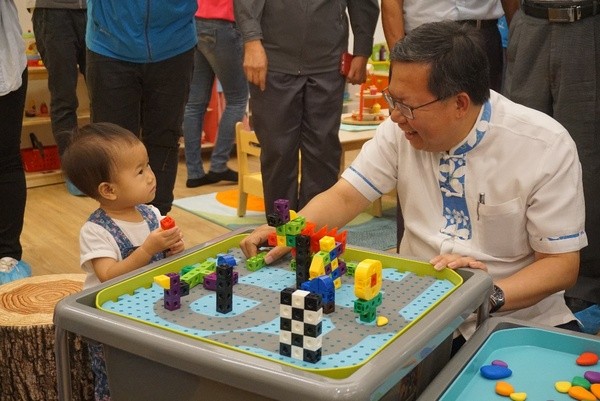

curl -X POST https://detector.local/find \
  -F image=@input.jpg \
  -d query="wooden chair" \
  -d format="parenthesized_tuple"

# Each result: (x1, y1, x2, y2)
(235, 122, 386, 218)
(236, 122, 264, 217)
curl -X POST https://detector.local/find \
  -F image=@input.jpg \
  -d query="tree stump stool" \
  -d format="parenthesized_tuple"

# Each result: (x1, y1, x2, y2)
(0, 274, 94, 401)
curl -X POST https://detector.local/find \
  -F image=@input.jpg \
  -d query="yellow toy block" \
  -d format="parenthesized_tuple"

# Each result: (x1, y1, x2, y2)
(153, 274, 171, 289)
(319, 235, 336, 252)
(277, 235, 287, 247)
(309, 254, 326, 279)
(289, 210, 298, 220)
(354, 259, 383, 301)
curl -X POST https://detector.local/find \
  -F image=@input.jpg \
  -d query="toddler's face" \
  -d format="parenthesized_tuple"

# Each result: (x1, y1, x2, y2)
(111, 142, 156, 205)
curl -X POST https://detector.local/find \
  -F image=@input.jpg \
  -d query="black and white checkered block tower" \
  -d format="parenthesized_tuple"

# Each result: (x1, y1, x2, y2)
(279, 287, 323, 363)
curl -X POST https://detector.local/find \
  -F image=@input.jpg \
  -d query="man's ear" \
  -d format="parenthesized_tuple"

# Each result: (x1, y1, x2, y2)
(454, 92, 471, 118)
(98, 182, 117, 201)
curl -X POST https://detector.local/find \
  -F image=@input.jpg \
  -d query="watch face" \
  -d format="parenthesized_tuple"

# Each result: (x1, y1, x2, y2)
(490, 285, 505, 313)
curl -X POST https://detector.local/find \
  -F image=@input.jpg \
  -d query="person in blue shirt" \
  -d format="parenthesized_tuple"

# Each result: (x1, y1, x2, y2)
(85, 0, 198, 215)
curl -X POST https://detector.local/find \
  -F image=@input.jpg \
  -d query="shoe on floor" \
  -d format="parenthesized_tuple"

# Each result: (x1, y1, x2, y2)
(207, 168, 238, 183)
(66, 179, 86, 196)
(0, 257, 32, 284)
(186, 175, 217, 188)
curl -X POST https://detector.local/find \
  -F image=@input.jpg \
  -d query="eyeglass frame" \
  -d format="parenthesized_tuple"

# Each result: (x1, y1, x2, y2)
(382, 87, 443, 120)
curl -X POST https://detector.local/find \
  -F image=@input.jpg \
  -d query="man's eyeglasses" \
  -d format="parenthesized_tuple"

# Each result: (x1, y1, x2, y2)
(382, 87, 442, 120)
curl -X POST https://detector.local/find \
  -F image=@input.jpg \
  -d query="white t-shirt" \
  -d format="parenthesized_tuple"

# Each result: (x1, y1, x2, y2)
(0, 1, 27, 96)
(79, 205, 163, 289)
(342, 90, 587, 337)
(403, 0, 505, 32)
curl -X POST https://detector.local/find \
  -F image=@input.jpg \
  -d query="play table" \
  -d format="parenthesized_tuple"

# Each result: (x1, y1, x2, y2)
(54, 228, 492, 401)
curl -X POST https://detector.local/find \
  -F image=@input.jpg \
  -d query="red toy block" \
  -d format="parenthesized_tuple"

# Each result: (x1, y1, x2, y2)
(160, 216, 176, 230)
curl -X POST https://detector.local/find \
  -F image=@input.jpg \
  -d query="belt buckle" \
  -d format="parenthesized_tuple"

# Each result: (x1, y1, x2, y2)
(548, 5, 581, 22)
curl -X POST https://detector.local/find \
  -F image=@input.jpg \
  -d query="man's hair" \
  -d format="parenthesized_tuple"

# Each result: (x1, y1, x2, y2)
(61, 122, 141, 199)
(390, 20, 490, 104)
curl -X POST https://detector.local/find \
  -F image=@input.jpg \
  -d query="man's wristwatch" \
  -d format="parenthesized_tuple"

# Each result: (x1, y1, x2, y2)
(489, 284, 505, 313)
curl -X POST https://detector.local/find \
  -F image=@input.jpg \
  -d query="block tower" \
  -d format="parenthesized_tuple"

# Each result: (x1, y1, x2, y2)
(279, 287, 323, 363)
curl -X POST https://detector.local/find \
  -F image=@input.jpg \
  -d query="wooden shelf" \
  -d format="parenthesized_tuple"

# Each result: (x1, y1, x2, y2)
(22, 113, 90, 128)
(25, 169, 64, 189)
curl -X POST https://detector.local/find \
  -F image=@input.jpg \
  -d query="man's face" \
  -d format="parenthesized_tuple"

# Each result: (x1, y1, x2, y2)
(387, 61, 459, 152)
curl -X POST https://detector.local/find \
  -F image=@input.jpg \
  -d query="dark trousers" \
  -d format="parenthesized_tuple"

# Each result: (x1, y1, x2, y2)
(249, 70, 345, 215)
(0, 69, 27, 260)
(460, 19, 504, 93)
(32, 8, 87, 155)
(86, 49, 195, 214)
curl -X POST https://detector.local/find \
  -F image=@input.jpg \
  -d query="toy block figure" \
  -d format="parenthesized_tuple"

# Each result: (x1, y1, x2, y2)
(216, 264, 233, 313)
(353, 259, 383, 323)
(154, 272, 182, 311)
(279, 287, 323, 363)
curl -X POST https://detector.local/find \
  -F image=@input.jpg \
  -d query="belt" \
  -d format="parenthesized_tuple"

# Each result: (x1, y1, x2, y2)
(522, 0, 600, 22)
(458, 19, 499, 29)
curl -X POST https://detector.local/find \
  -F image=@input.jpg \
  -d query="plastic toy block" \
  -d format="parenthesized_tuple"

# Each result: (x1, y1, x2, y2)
(246, 252, 267, 271)
(319, 236, 336, 252)
(310, 226, 328, 252)
(164, 296, 181, 311)
(275, 225, 286, 236)
(216, 254, 236, 267)
(279, 287, 323, 363)
(285, 220, 303, 236)
(203, 270, 239, 291)
(346, 261, 357, 276)
(300, 221, 316, 237)
(267, 231, 278, 247)
(296, 234, 311, 251)
(180, 281, 190, 296)
(216, 265, 233, 313)
(353, 292, 383, 323)
(338, 261, 347, 276)
(285, 235, 296, 247)
(160, 216, 176, 230)
(274, 199, 290, 223)
(180, 263, 198, 275)
(334, 230, 348, 253)
(275, 235, 286, 247)
(301, 275, 335, 308)
(267, 212, 284, 227)
(181, 267, 207, 289)
(354, 259, 383, 301)
(289, 210, 298, 220)
(154, 274, 173, 289)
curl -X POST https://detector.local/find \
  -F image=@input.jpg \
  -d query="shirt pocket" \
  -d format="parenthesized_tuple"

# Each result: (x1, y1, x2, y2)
(477, 197, 529, 258)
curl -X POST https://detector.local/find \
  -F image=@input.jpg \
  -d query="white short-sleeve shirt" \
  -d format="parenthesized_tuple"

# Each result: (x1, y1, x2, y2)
(403, 0, 505, 32)
(79, 205, 163, 289)
(342, 91, 587, 337)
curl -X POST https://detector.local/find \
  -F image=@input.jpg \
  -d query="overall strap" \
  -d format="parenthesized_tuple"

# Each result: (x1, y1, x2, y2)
(87, 206, 164, 262)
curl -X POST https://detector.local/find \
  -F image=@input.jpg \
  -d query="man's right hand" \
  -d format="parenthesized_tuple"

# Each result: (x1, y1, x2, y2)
(243, 40, 268, 91)
(239, 224, 291, 264)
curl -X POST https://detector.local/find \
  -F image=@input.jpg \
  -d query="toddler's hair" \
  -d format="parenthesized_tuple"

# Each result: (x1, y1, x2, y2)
(61, 122, 141, 199)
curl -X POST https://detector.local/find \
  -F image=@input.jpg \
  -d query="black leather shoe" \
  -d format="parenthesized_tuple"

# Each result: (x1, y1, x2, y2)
(207, 168, 238, 183)
(186, 175, 217, 188)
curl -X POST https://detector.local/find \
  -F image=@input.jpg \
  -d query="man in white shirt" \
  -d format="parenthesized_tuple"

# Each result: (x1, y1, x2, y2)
(241, 21, 586, 343)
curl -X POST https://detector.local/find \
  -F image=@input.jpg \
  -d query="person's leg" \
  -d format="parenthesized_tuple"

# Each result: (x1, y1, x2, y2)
(182, 20, 214, 185)
(0, 69, 27, 261)
(249, 72, 305, 214)
(298, 70, 344, 209)
(141, 49, 194, 214)
(550, 16, 600, 309)
(86, 50, 143, 135)
(203, 20, 249, 178)
(32, 8, 86, 155)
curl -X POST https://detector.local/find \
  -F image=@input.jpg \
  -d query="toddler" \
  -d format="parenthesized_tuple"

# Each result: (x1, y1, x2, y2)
(62, 122, 185, 400)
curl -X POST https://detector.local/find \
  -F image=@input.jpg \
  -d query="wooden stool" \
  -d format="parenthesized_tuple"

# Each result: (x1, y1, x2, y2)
(0, 274, 94, 401)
